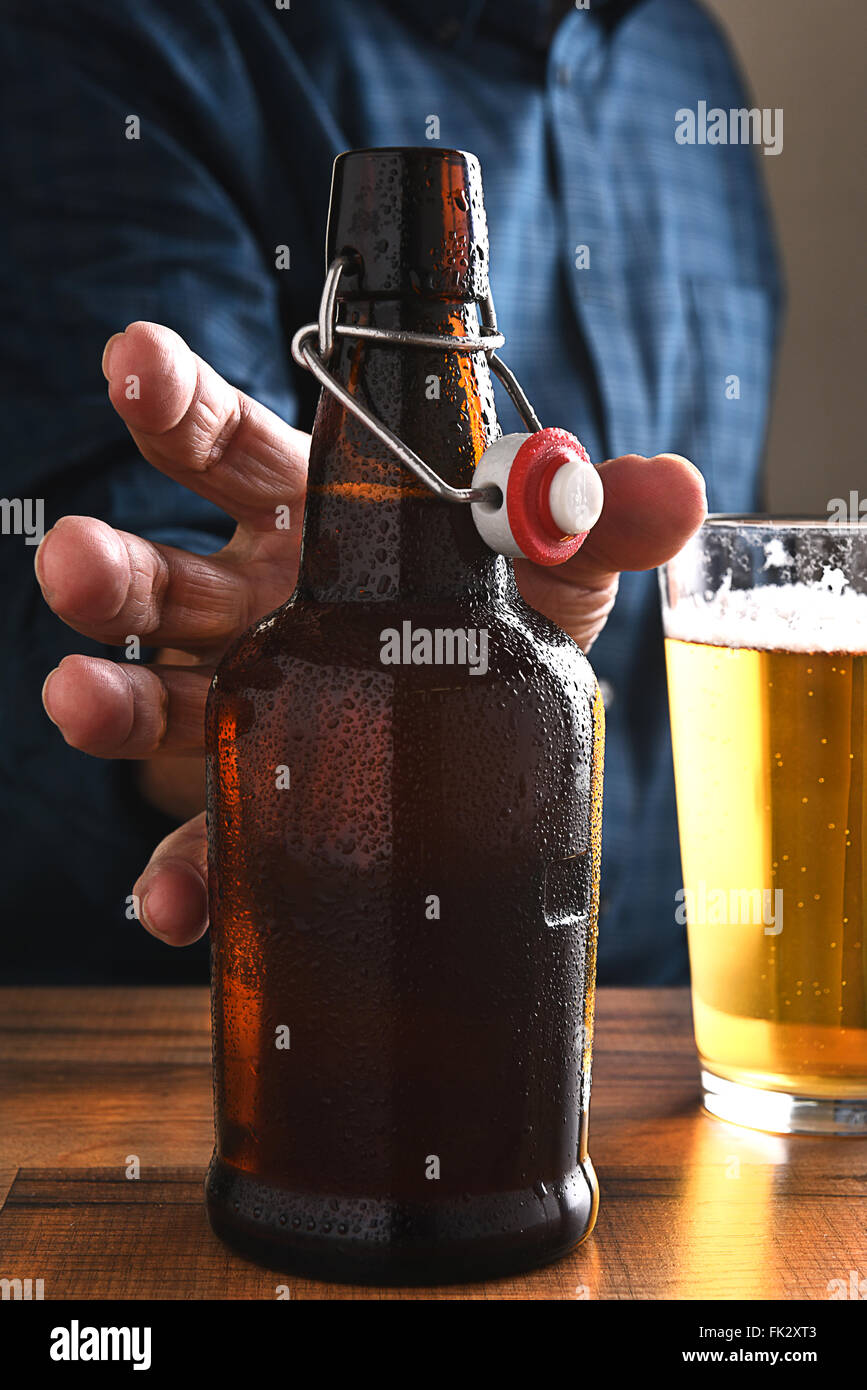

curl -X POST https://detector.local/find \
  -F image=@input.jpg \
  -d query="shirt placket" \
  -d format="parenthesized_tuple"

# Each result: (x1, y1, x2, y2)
(547, 12, 653, 463)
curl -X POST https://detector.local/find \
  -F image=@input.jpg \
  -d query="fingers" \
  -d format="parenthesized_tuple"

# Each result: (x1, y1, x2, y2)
(34, 515, 255, 650)
(137, 752, 207, 822)
(569, 453, 708, 582)
(513, 560, 619, 655)
(35, 321, 310, 652)
(41, 654, 213, 757)
(515, 453, 707, 652)
(102, 321, 309, 529)
(133, 812, 209, 946)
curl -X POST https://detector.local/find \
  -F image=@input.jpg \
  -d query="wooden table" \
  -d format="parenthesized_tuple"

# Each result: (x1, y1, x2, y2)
(1, 987, 864, 1300)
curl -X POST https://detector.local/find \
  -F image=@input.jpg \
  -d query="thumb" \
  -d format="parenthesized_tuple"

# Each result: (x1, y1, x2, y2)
(514, 453, 707, 650)
(132, 812, 209, 946)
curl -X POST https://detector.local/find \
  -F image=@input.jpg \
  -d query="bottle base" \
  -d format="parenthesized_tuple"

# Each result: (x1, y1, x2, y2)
(205, 1153, 598, 1285)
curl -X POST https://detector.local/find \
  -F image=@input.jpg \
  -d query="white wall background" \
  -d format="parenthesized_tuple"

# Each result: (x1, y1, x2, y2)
(702, 0, 866, 512)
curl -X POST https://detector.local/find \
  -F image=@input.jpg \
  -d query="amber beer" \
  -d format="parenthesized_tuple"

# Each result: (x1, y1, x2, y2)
(661, 518, 867, 1133)
(205, 148, 604, 1279)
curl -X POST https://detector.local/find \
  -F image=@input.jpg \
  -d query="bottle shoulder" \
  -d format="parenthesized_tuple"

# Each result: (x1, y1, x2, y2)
(209, 596, 599, 736)
(206, 594, 603, 862)
(215, 595, 593, 677)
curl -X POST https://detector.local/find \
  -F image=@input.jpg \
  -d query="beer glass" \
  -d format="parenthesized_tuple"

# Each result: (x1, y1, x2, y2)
(660, 518, 867, 1134)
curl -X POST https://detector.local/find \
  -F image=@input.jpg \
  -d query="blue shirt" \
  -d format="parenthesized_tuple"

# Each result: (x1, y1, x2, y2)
(0, 0, 781, 982)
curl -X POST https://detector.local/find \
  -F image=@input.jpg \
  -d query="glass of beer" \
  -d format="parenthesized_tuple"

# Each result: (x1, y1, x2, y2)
(660, 517, 867, 1134)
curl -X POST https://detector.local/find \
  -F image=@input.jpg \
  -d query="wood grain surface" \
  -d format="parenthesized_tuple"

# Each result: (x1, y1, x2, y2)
(0, 987, 864, 1300)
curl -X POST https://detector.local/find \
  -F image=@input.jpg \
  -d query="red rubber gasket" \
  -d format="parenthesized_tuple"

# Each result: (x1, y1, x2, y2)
(506, 428, 592, 566)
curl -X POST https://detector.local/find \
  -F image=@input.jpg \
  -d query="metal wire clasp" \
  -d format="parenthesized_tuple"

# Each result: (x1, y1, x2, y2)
(290, 255, 543, 506)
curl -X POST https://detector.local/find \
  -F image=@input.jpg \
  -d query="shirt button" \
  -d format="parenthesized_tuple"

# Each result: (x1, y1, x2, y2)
(555, 64, 572, 87)
(598, 679, 615, 709)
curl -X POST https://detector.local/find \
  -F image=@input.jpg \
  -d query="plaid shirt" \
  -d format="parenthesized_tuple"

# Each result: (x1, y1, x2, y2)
(1, 0, 781, 981)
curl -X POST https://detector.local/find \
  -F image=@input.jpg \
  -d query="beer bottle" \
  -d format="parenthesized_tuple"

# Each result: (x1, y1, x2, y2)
(205, 148, 604, 1282)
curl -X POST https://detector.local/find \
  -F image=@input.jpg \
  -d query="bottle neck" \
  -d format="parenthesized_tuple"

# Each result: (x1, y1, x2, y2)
(296, 297, 510, 604)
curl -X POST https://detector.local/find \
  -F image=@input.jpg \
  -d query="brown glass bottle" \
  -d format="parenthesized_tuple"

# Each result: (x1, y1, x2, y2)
(205, 148, 603, 1283)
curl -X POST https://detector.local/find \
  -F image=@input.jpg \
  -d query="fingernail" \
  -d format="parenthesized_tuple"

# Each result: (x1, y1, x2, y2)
(41, 669, 60, 726)
(139, 891, 163, 938)
(135, 882, 163, 938)
(136, 874, 174, 942)
(33, 527, 53, 589)
(102, 331, 126, 381)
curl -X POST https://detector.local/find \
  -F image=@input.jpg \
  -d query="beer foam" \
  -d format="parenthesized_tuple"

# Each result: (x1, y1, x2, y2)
(665, 571, 867, 652)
